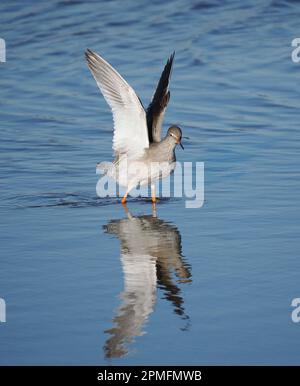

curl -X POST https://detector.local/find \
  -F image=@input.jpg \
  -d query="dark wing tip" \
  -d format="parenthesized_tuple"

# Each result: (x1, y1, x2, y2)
(167, 51, 175, 68)
(85, 49, 103, 67)
(162, 51, 175, 83)
(85, 49, 94, 66)
(85, 48, 93, 58)
(150, 52, 175, 109)
(85, 49, 104, 74)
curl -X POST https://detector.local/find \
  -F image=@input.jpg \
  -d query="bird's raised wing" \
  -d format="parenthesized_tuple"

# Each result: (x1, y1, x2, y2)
(85, 49, 149, 159)
(146, 52, 175, 143)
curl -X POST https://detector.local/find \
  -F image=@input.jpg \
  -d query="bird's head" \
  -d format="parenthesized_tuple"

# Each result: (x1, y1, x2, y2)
(167, 125, 184, 149)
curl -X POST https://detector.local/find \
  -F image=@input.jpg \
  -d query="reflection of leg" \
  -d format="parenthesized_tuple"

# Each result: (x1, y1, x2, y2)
(122, 202, 133, 220)
(151, 184, 156, 203)
(152, 202, 157, 218)
(121, 191, 128, 204)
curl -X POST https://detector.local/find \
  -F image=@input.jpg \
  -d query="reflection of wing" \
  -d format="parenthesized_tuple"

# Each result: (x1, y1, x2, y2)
(103, 213, 191, 358)
(146, 52, 175, 143)
(104, 252, 156, 358)
(142, 216, 191, 318)
(104, 218, 157, 358)
(85, 49, 149, 159)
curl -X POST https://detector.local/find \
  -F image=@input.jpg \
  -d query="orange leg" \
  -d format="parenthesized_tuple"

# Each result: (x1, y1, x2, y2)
(151, 184, 156, 203)
(121, 191, 128, 204)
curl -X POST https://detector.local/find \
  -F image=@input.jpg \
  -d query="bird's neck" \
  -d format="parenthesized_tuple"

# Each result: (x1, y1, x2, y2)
(162, 135, 176, 149)
(159, 136, 176, 160)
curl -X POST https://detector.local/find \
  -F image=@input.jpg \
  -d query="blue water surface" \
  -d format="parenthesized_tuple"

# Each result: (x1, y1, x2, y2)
(0, 0, 300, 365)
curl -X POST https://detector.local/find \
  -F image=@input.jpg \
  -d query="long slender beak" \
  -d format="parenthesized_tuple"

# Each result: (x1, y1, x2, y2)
(179, 141, 184, 150)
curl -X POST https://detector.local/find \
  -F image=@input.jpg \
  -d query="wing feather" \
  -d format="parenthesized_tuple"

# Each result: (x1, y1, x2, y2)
(85, 49, 149, 158)
(146, 52, 175, 143)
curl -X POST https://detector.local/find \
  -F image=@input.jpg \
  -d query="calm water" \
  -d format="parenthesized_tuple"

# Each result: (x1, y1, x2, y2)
(1, 0, 300, 365)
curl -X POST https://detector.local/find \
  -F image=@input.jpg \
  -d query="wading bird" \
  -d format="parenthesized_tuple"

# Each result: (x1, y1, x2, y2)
(85, 50, 184, 204)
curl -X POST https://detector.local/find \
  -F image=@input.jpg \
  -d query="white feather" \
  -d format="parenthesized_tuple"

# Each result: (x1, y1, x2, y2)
(86, 50, 149, 159)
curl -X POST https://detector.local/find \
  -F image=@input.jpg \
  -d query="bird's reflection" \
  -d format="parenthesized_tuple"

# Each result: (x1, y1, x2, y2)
(103, 205, 192, 359)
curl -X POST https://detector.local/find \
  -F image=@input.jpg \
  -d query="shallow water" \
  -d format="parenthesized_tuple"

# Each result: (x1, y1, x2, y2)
(1, 0, 300, 364)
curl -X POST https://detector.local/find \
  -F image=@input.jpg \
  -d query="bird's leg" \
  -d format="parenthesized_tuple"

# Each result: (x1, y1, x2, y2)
(151, 183, 156, 203)
(151, 183, 157, 216)
(121, 191, 129, 204)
